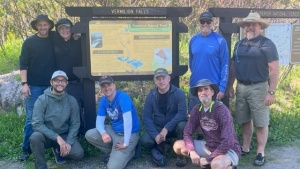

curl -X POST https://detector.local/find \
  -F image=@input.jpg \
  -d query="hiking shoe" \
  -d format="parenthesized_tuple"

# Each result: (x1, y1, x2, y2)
(175, 155, 187, 167)
(19, 151, 30, 161)
(253, 153, 266, 166)
(100, 155, 110, 164)
(52, 148, 66, 164)
(133, 142, 141, 159)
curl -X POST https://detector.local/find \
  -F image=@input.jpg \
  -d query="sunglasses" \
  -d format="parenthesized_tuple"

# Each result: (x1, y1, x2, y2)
(200, 20, 212, 25)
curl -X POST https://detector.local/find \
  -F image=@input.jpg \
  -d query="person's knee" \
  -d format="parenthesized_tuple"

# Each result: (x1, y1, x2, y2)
(107, 160, 126, 169)
(173, 140, 185, 155)
(139, 132, 154, 148)
(30, 132, 44, 143)
(210, 155, 231, 169)
(85, 128, 98, 142)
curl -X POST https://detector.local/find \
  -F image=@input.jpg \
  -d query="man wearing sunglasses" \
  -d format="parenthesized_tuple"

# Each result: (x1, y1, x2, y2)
(188, 11, 229, 140)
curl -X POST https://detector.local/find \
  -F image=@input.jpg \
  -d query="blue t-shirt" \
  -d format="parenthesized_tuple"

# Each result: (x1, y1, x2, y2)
(97, 90, 140, 134)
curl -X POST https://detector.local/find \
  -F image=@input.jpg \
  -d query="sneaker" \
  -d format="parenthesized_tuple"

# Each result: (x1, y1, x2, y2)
(100, 155, 110, 164)
(19, 149, 31, 161)
(52, 148, 66, 164)
(175, 155, 187, 167)
(253, 153, 266, 166)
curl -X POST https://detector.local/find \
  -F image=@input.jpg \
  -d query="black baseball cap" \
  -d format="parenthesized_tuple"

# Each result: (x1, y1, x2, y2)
(199, 12, 213, 21)
(99, 76, 114, 86)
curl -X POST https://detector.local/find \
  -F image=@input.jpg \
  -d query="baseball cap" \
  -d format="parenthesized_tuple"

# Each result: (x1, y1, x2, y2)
(99, 76, 114, 86)
(154, 68, 169, 78)
(51, 70, 68, 80)
(55, 18, 73, 31)
(199, 12, 213, 21)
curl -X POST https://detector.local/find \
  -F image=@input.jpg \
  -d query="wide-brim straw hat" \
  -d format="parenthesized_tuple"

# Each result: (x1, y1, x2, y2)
(237, 12, 270, 30)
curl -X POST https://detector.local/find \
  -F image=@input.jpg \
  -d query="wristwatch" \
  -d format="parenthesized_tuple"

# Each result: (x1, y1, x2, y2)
(268, 91, 275, 95)
(21, 82, 27, 86)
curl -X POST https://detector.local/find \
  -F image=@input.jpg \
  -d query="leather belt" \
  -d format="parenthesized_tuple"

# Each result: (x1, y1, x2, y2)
(238, 80, 265, 85)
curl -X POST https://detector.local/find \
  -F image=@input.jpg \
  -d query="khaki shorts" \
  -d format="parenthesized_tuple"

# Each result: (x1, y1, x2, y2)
(235, 81, 269, 127)
(194, 140, 239, 166)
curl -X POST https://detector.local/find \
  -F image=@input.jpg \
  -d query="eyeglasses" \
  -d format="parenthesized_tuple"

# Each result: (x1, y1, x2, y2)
(200, 20, 212, 25)
(52, 79, 67, 84)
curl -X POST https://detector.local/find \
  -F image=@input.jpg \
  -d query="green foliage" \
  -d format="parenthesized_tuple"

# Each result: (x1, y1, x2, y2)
(0, 38, 22, 74)
(0, 112, 24, 159)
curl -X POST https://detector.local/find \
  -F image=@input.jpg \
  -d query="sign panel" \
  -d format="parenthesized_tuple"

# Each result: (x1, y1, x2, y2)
(291, 23, 300, 64)
(265, 23, 291, 65)
(89, 20, 172, 76)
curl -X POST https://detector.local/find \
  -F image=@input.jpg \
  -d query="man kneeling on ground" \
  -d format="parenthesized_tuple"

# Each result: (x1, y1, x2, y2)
(173, 79, 241, 168)
(30, 70, 84, 169)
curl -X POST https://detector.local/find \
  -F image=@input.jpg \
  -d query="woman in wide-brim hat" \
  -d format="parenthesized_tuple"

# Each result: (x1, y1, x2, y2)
(237, 12, 270, 30)
(30, 14, 54, 31)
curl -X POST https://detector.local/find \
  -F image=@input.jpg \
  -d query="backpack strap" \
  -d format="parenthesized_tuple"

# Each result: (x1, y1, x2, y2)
(258, 37, 268, 56)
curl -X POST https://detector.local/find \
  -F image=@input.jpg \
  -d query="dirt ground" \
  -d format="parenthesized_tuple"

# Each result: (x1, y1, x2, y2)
(1, 141, 300, 169)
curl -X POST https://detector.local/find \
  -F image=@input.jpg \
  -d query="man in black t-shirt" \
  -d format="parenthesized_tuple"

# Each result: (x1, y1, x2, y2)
(228, 12, 279, 166)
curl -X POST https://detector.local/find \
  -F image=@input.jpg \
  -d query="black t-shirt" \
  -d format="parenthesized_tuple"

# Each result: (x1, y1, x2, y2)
(232, 35, 279, 83)
(157, 86, 171, 116)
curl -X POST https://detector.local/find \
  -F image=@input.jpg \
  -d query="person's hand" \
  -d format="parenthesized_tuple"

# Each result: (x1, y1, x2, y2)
(22, 84, 30, 98)
(216, 92, 225, 100)
(101, 132, 112, 143)
(228, 87, 235, 98)
(56, 136, 71, 157)
(159, 128, 168, 141)
(115, 141, 127, 150)
(200, 157, 209, 166)
(189, 151, 201, 165)
(73, 33, 81, 40)
(265, 93, 275, 106)
(155, 134, 163, 144)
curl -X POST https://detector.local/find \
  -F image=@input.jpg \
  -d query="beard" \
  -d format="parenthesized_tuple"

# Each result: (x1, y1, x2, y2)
(199, 96, 210, 103)
(52, 86, 65, 94)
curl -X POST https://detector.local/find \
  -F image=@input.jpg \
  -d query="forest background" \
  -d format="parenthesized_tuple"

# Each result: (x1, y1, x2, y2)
(0, 0, 300, 168)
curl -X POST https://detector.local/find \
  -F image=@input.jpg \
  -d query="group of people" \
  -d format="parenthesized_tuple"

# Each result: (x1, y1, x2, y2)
(19, 10, 279, 169)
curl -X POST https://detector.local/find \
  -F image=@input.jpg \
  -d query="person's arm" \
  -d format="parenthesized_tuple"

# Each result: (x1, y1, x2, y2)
(19, 39, 30, 97)
(123, 111, 132, 146)
(183, 107, 200, 153)
(164, 88, 187, 132)
(96, 115, 106, 134)
(265, 60, 279, 106)
(228, 59, 236, 98)
(218, 38, 229, 94)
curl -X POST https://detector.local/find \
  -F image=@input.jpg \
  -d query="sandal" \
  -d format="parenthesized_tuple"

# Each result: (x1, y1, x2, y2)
(253, 153, 266, 166)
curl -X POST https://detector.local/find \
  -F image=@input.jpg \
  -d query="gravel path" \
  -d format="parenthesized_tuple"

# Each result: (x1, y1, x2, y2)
(1, 142, 300, 169)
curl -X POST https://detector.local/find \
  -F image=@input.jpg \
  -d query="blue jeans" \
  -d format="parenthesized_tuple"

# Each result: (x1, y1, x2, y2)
(22, 86, 48, 152)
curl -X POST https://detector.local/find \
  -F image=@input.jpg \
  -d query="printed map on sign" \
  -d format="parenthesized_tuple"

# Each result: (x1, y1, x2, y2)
(89, 20, 172, 76)
(265, 23, 291, 65)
